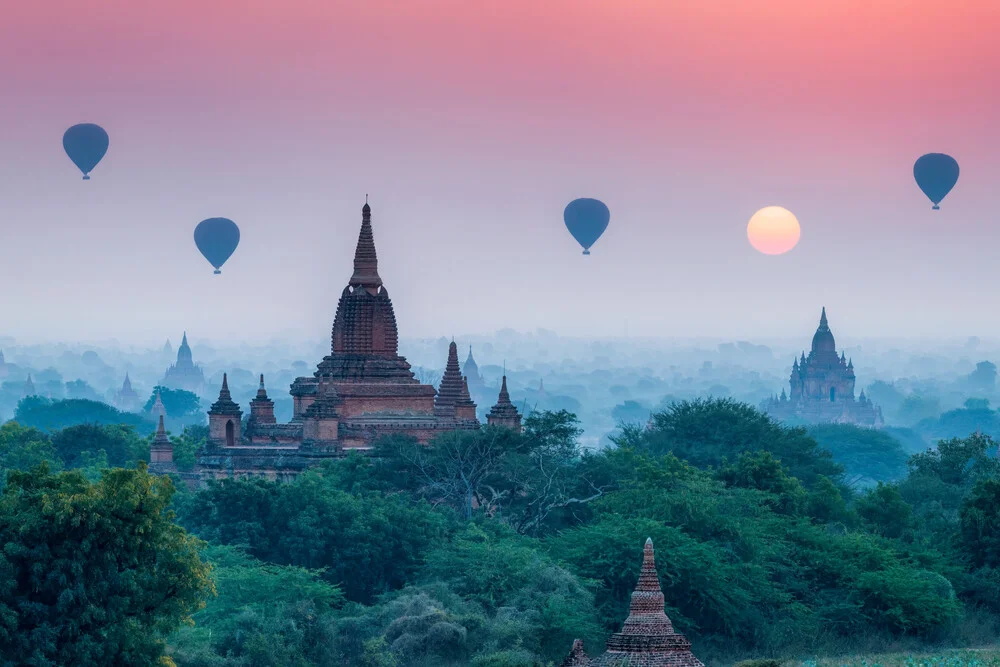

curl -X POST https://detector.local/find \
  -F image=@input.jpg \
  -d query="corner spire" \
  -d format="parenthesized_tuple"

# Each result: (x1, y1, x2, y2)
(154, 414, 168, 443)
(435, 341, 465, 416)
(350, 198, 382, 290)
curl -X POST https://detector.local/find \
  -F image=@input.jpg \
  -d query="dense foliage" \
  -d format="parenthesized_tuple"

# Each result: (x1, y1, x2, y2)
(4, 396, 1000, 665)
(14, 395, 152, 432)
(0, 464, 212, 665)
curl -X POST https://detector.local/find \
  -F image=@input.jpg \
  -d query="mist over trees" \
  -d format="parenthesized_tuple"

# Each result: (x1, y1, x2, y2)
(7, 333, 1000, 663)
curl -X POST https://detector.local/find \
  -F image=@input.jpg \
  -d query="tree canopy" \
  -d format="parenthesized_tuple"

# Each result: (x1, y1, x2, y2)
(0, 464, 213, 665)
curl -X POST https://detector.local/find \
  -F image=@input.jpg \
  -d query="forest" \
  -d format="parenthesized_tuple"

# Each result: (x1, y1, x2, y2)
(3, 398, 1000, 666)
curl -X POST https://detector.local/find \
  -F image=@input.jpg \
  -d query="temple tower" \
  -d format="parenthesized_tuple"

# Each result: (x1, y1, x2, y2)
(149, 388, 167, 421)
(463, 346, 485, 391)
(162, 331, 205, 393)
(248, 374, 276, 427)
(435, 341, 466, 417)
(562, 539, 704, 666)
(330, 201, 398, 358)
(456, 376, 478, 422)
(22, 374, 36, 398)
(487, 375, 522, 431)
(208, 373, 243, 447)
(114, 373, 140, 412)
(149, 414, 176, 472)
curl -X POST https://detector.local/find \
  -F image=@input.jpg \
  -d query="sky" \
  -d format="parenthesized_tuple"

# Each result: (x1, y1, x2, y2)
(1, 0, 998, 345)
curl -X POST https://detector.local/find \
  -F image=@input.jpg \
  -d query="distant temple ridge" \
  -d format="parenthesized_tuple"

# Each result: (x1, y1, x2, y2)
(151, 201, 521, 484)
(561, 538, 704, 667)
(160, 332, 205, 394)
(763, 308, 883, 427)
(112, 373, 141, 413)
(463, 346, 485, 392)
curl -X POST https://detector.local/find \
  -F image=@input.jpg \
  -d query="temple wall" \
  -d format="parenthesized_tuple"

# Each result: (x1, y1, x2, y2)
(336, 395, 436, 418)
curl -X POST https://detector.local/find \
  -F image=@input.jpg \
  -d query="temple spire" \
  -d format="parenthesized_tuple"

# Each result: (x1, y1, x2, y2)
(256, 373, 267, 398)
(435, 341, 465, 416)
(154, 414, 168, 443)
(209, 373, 242, 416)
(350, 199, 382, 290)
(819, 306, 828, 330)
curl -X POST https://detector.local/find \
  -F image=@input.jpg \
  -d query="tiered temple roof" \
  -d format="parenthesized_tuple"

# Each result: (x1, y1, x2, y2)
(183, 200, 481, 484)
(150, 388, 167, 420)
(248, 374, 276, 426)
(564, 539, 705, 667)
(487, 375, 522, 431)
(149, 414, 176, 472)
(162, 331, 205, 393)
(208, 373, 242, 417)
(463, 346, 485, 390)
(436, 341, 467, 417)
(763, 308, 882, 427)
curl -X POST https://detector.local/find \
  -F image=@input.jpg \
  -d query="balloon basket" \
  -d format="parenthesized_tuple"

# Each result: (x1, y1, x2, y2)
(582, 250, 590, 255)
(82, 174, 90, 180)
(932, 205, 940, 210)
(213, 269, 222, 275)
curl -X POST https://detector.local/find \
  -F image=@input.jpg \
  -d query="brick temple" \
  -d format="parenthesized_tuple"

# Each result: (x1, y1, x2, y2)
(150, 201, 520, 484)
(561, 538, 704, 667)
(763, 308, 883, 427)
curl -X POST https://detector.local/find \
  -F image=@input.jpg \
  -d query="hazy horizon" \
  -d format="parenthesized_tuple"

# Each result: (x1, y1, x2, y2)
(3, 2, 999, 342)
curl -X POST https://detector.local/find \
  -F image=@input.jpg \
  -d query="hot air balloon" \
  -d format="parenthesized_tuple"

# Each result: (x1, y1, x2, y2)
(913, 153, 960, 210)
(63, 123, 109, 180)
(563, 198, 610, 255)
(194, 218, 240, 274)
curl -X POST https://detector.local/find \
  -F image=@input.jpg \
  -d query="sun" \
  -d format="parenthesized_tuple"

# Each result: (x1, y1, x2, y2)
(747, 206, 800, 255)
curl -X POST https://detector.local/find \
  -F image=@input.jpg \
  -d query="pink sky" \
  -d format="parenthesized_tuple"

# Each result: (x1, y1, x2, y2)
(1, 1, 998, 343)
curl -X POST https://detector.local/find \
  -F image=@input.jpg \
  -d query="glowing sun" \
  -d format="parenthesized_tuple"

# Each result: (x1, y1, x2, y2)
(747, 206, 800, 255)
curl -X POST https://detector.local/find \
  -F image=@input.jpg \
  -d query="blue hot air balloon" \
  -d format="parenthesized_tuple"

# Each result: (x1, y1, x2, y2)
(563, 198, 610, 255)
(913, 153, 960, 210)
(194, 218, 240, 274)
(62, 123, 109, 180)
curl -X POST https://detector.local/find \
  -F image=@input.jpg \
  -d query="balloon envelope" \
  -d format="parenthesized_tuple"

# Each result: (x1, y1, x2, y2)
(63, 124, 109, 180)
(913, 153, 959, 209)
(194, 218, 240, 274)
(563, 198, 610, 255)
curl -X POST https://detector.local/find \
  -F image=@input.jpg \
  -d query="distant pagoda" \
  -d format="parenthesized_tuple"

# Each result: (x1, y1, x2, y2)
(161, 332, 205, 394)
(561, 538, 705, 667)
(463, 346, 485, 392)
(113, 373, 141, 412)
(763, 308, 883, 427)
(487, 375, 522, 431)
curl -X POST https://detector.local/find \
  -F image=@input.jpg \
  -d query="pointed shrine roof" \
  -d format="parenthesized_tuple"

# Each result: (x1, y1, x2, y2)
(435, 341, 465, 415)
(153, 414, 171, 447)
(209, 373, 242, 416)
(593, 538, 704, 666)
(349, 200, 382, 290)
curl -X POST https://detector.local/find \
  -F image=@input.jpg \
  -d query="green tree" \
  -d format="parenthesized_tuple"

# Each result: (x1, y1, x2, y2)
(14, 396, 151, 433)
(855, 482, 917, 540)
(144, 387, 202, 422)
(51, 423, 149, 468)
(0, 422, 59, 480)
(807, 424, 909, 484)
(178, 472, 451, 603)
(959, 478, 1000, 569)
(618, 398, 842, 485)
(0, 463, 213, 665)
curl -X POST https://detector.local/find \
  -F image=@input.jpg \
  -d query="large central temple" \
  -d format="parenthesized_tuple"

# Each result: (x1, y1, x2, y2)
(152, 201, 520, 483)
